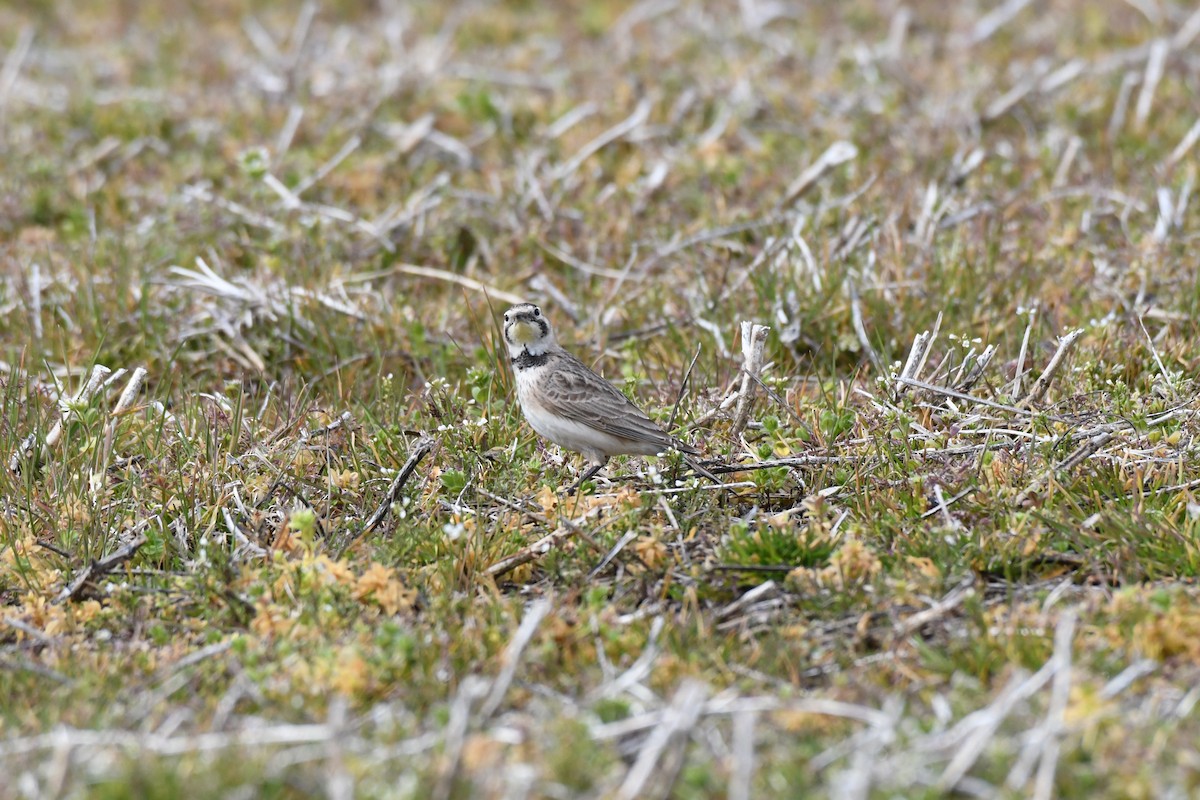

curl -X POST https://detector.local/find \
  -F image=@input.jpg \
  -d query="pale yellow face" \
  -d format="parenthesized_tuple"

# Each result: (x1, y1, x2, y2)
(503, 304, 554, 356)
(508, 319, 541, 345)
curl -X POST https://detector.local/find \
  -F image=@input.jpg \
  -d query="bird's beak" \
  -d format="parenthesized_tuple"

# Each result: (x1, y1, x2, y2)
(508, 319, 539, 345)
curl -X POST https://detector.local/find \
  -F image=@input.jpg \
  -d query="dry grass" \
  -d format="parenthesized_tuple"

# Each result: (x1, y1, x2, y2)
(2, 0, 1200, 797)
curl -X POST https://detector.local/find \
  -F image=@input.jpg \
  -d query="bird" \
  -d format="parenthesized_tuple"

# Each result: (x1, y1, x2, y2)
(501, 302, 717, 494)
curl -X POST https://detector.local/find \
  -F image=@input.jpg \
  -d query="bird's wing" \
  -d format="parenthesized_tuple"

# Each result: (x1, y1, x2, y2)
(539, 354, 698, 454)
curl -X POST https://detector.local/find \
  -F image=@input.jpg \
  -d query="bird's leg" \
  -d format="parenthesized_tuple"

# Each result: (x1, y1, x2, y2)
(564, 460, 606, 496)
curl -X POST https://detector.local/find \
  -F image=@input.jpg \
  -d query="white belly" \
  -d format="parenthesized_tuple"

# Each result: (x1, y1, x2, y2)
(515, 369, 660, 461)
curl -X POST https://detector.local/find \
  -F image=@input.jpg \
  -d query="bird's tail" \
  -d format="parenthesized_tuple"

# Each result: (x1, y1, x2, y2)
(670, 437, 701, 456)
(682, 454, 722, 485)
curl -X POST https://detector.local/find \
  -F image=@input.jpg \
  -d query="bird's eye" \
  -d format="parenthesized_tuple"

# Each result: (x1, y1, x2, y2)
(533, 308, 541, 317)
(504, 314, 509, 322)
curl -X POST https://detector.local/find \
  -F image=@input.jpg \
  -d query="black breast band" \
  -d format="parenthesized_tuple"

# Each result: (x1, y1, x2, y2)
(511, 349, 549, 370)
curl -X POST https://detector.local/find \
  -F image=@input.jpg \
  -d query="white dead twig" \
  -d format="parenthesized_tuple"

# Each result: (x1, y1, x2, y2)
(0, 614, 55, 645)
(729, 709, 757, 800)
(1133, 39, 1168, 132)
(586, 530, 641, 580)
(879, 6, 911, 59)
(274, 104, 303, 161)
(94, 367, 149, 495)
(1107, 71, 1140, 142)
(431, 677, 490, 800)
(894, 314, 941, 400)
(983, 61, 1053, 121)
(1018, 328, 1084, 407)
(738, 0, 788, 31)
(242, 15, 283, 64)
(1050, 136, 1082, 188)
(539, 241, 640, 281)
(0, 25, 34, 116)
(1032, 611, 1075, 799)
(167, 256, 319, 370)
(1147, 185, 1176, 242)
(894, 578, 974, 639)
(293, 134, 362, 196)
(552, 97, 651, 183)
(692, 315, 731, 360)
(592, 694, 894, 742)
(444, 63, 559, 91)
(1010, 306, 1037, 398)
(527, 274, 579, 322)
(181, 183, 286, 233)
(961, 0, 1032, 47)
(393, 263, 526, 306)
(47, 366, 110, 450)
(0, 722, 352, 759)
(1014, 431, 1114, 506)
(223, 507, 268, 561)
(913, 182, 940, 247)
(919, 487, 975, 520)
(895, 377, 1038, 419)
(262, 173, 302, 209)
(168, 258, 284, 317)
(931, 616, 1069, 792)
(107, 368, 147, 421)
(686, 373, 740, 429)
(615, 680, 709, 800)
(589, 617, 666, 704)
(544, 102, 597, 140)
(1005, 612, 1077, 797)
(1173, 5, 1200, 50)
(29, 262, 42, 340)
(10, 365, 112, 474)
(598, 481, 757, 500)
(479, 598, 552, 719)
(1039, 58, 1085, 95)
(632, 217, 781, 280)
(1165, 117, 1200, 170)
(823, 694, 905, 800)
(610, 0, 680, 49)
(478, 489, 609, 577)
(1137, 314, 1173, 393)
(370, 172, 448, 236)
(791, 220, 821, 291)
(835, 217, 874, 260)
(1100, 659, 1157, 700)
(717, 581, 780, 622)
(779, 141, 858, 207)
(731, 322, 770, 436)
(955, 343, 997, 393)
(847, 279, 884, 379)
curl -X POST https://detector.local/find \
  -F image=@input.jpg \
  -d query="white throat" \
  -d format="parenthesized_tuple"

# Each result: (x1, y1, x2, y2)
(513, 337, 553, 357)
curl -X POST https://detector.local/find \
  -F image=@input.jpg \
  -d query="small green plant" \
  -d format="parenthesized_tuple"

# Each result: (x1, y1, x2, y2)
(719, 520, 837, 569)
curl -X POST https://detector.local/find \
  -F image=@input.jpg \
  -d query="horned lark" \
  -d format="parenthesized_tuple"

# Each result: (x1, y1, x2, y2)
(502, 303, 715, 493)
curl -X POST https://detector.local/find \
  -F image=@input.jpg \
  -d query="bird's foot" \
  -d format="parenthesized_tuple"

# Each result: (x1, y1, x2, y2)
(562, 463, 605, 496)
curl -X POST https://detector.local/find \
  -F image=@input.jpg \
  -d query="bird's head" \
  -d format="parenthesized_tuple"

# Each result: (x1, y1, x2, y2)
(502, 303, 556, 357)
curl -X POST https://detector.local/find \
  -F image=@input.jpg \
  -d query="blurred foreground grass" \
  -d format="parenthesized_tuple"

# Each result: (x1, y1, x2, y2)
(2, 1, 1200, 796)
